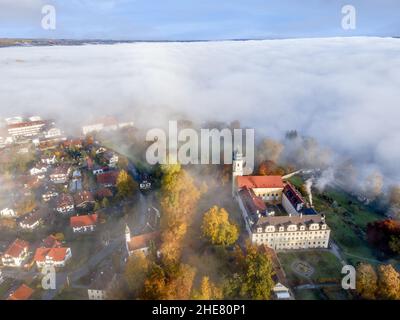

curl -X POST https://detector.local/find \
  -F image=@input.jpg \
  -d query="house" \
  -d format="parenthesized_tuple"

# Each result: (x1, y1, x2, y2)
(82, 116, 134, 135)
(1, 239, 30, 267)
(125, 226, 159, 256)
(96, 188, 114, 200)
(41, 154, 57, 165)
(102, 151, 119, 168)
(0, 207, 16, 218)
(7, 284, 34, 300)
(41, 185, 59, 202)
(56, 194, 75, 214)
(50, 165, 71, 184)
(7, 119, 47, 138)
(96, 171, 119, 187)
(74, 191, 95, 211)
(87, 266, 118, 300)
(92, 166, 108, 175)
(62, 138, 83, 149)
(44, 127, 62, 139)
(233, 150, 330, 250)
(18, 209, 50, 230)
(29, 164, 48, 177)
(70, 213, 98, 233)
(34, 247, 72, 268)
(42, 235, 62, 248)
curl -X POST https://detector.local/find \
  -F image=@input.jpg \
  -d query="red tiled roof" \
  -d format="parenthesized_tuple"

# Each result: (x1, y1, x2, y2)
(34, 247, 69, 262)
(96, 188, 113, 198)
(70, 214, 98, 228)
(127, 231, 159, 252)
(57, 193, 74, 207)
(97, 171, 119, 185)
(237, 176, 283, 189)
(4, 239, 29, 258)
(7, 284, 34, 301)
(7, 120, 46, 129)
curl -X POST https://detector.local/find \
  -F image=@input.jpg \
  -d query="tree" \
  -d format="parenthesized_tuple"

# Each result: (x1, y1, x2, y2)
(227, 243, 275, 300)
(94, 201, 101, 211)
(377, 264, 400, 300)
(356, 263, 378, 299)
(201, 206, 239, 246)
(389, 236, 400, 255)
(257, 160, 285, 176)
(159, 164, 200, 263)
(101, 197, 110, 208)
(125, 252, 149, 297)
(142, 262, 196, 300)
(116, 170, 137, 199)
(256, 138, 284, 164)
(367, 220, 400, 256)
(192, 276, 223, 300)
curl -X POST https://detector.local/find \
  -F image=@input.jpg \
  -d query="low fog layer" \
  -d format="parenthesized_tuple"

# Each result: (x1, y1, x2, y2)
(0, 37, 399, 183)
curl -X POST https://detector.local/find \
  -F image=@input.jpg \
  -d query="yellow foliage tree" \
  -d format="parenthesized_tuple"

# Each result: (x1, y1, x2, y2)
(192, 276, 223, 300)
(202, 206, 239, 246)
(356, 263, 378, 300)
(377, 264, 400, 300)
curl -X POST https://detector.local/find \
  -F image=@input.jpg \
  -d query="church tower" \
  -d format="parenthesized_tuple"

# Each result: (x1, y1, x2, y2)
(232, 149, 244, 197)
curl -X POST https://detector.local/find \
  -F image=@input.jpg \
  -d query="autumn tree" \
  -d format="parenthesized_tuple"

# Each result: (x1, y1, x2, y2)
(141, 261, 196, 300)
(201, 206, 239, 246)
(367, 219, 400, 256)
(257, 160, 285, 176)
(226, 243, 275, 300)
(356, 263, 378, 299)
(159, 164, 200, 263)
(125, 252, 149, 297)
(377, 264, 400, 300)
(116, 170, 137, 199)
(192, 276, 223, 300)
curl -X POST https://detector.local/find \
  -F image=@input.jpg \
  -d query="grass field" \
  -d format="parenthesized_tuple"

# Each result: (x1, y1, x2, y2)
(277, 250, 343, 286)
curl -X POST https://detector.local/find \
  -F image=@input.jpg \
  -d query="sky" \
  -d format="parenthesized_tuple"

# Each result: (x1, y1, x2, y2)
(1, 37, 400, 187)
(0, 0, 399, 40)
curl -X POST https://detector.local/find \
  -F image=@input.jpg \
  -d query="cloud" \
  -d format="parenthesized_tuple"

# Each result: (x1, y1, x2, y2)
(0, 37, 399, 185)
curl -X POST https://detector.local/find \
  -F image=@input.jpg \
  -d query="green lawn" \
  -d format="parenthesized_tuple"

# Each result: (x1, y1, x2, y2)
(278, 250, 343, 286)
(294, 289, 325, 300)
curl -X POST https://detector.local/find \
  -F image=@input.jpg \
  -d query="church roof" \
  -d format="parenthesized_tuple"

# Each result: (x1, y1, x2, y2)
(127, 231, 159, 252)
(237, 176, 283, 189)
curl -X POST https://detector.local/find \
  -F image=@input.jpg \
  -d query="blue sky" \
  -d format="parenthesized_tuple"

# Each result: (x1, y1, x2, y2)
(0, 0, 399, 40)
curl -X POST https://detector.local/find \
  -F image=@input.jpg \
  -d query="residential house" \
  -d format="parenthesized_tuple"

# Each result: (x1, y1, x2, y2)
(18, 209, 50, 230)
(34, 247, 72, 268)
(41, 154, 57, 165)
(63, 139, 83, 149)
(41, 185, 59, 202)
(50, 165, 71, 184)
(70, 214, 98, 233)
(7, 284, 34, 300)
(29, 163, 48, 177)
(96, 171, 119, 188)
(125, 226, 159, 256)
(102, 151, 119, 168)
(74, 191, 95, 211)
(1, 239, 30, 267)
(56, 194, 75, 214)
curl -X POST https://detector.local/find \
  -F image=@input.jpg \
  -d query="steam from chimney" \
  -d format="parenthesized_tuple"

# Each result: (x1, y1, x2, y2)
(305, 179, 313, 207)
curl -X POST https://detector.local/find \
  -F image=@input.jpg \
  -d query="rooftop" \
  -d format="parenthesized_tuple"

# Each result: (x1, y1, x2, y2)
(237, 175, 284, 189)
(70, 213, 98, 228)
(7, 284, 34, 300)
(4, 238, 29, 258)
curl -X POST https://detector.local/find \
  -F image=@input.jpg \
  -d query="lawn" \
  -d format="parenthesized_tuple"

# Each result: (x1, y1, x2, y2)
(277, 250, 343, 286)
(294, 288, 325, 300)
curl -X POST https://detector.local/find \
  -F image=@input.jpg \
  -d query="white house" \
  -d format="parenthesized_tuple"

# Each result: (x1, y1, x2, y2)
(29, 165, 48, 176)
(56, 194, 75, 214)
(41, 154, 57, 165)
(125, 225, 159, 256)
(1, 239, 30, 268)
